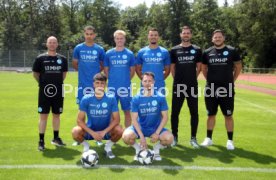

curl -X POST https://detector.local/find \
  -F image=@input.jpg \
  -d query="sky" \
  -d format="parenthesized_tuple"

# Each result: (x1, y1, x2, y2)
(114, 0, 234, 9)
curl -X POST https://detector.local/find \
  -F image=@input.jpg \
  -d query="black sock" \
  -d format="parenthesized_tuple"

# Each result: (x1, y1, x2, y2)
(39, 133, 44, 142)
(54, 131, 59, 139)
(207, 130, 213, 139)
(227, 131, 233, 140)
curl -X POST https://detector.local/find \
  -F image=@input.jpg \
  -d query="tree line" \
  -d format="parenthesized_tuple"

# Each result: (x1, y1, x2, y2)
(0, 0, 275, 68)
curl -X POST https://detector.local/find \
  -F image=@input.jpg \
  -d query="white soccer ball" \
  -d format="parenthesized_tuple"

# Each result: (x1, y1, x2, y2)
(81, 150, 99, 167)
(137, 149, 154, 165)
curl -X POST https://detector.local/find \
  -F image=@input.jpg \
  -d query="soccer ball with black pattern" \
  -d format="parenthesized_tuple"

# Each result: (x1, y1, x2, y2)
(81, 150, 99, 167)
(137, 149, 154, 165)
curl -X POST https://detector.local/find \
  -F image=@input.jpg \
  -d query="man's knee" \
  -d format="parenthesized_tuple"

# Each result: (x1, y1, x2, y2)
(160, 131, 174, 145)
(110, 125, 123, 142)
(122, 130, 136, 145)
(71, 126, 84, 142)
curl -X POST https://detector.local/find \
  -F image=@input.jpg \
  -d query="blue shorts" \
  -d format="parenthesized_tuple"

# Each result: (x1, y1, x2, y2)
(84, 132, 111, 140)
(126, 125, 168, 138)
(108, 86, 131, 111)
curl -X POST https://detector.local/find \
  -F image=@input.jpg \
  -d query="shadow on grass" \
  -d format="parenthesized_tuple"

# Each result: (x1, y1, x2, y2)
(74, 143, 182, 175)
(166, 144, 276, 165)
(42, 146, 80, 160)
(215, 145, 276, 164)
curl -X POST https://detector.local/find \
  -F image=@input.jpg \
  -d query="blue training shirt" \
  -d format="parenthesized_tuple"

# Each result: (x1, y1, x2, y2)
(73, 43, 105, 88)
(131, 92, 168, 133)
(79, 93, 118, 131)
(136, 46, 171, 88)
(104, 48, 135, 88)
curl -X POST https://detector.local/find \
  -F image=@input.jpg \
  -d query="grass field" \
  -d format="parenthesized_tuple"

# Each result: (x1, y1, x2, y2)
(0, 72, 276, 179)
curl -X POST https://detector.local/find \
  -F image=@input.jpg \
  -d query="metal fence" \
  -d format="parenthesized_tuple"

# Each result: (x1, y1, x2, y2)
(0, 50, 276, 74)
(0, 50, 73, 71)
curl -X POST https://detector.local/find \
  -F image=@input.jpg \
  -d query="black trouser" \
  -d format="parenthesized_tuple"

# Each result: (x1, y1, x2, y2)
(170, 84, 199, 139)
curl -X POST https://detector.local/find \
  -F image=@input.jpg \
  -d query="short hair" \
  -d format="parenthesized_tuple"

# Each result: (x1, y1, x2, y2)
(93, 73, 107, 82)
(114, 30, 126, 38)
(142, 72, 155, 80)
(212, 29, 225, 37)
(84, 25, 96, 32)
(181, 26, 192, 33)
(148, 27, 158, 33)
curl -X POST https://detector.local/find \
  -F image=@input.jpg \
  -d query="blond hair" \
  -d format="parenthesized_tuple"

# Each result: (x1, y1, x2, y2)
(114, 30, 126, 38)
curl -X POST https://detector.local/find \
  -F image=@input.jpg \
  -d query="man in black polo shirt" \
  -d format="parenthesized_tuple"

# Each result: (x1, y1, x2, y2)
(201, 29, 242, 150)
(33, 36, 68, 151)
(170, 26, 202, 148)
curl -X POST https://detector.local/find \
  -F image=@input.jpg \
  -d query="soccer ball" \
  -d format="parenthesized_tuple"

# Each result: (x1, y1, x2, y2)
(137, 149, 154, 165)
(81, 150, 99, 167)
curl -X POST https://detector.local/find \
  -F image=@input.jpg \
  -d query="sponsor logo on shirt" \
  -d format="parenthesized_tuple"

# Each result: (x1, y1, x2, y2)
(190, 49, 196, 54)
(157, 52, 162, 57)
(152, 100, 157, 106)
(44, 66, 62, 71)
(102, 102, 107, 108)
(209, 58, 228, 64)
(223, 51, 229, 56)
(122, 55, 127, 59)
(57, 59, 62, 64)
(93, 50, 98, 55)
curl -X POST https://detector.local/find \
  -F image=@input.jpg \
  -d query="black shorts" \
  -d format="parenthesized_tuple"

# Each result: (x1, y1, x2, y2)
(204, 84, 235, 116)
(38, 84, 64, 114)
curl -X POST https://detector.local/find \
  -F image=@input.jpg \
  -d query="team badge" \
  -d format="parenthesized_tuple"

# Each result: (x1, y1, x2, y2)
(57, 59, 62, 64)
(157, 52, 162, 57)
(38, 107, 42, 113)
(93, 50, 98, 55)
(102, 102, 107, 108)
(152, 100, 157, 106)
(223, 51, 229, 56)
(122, 55, 127, 59)
(190, 49, 196, 54)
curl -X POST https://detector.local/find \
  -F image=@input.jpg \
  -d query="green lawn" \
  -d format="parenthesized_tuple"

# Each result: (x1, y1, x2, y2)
(0, 72, 276, 179)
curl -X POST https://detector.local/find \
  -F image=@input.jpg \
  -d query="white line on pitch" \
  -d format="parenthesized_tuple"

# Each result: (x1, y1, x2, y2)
(236, 97, 276, 114)
(0, 165, 276, 173)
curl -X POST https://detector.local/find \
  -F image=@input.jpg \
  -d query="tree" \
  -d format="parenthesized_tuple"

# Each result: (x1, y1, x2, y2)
(236, 0, 276, 67)
(190, 0, 221, 49)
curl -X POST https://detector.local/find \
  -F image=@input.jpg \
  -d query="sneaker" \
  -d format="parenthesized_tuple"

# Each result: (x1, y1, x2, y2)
(51, 137, 66, 146)
(153, 153, 162, 161)
(38, 141, 45, 151)
(190, 138, 200, 149)
(226, 140, 235, 150)
(171, 137, 178, 147)
(96, 141, 104, 146)
(201, 137, 213, 147)
(105, 150, 115, 159)
(72, 141, 80, 146)
(133, 154, 138, 161)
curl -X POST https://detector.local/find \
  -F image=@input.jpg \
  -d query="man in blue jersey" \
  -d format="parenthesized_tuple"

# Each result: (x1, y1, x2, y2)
(201, 29, 242, 150)
(71, 73, 123, 159)
(104, 30, 135, 127)
(33, 36, 68, 151)
(136, 28, 171, 95)
(122, 72, 174, 161)
(72, 26, 105, 104)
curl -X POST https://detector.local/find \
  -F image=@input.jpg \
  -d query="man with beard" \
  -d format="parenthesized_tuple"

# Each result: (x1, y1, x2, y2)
(136, 28, 171, 95)
(170, 26, 202, 148)
(122, 72, 173, 161)
(201, 29, 242, 150)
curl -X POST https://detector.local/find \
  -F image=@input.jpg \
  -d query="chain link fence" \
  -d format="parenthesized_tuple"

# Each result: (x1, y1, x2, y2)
(0, 50, 73, 72)
(0, 50, 275, 74)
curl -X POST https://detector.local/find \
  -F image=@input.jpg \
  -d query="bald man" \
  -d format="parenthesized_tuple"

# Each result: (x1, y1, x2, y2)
(33, 36, 68, 151)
